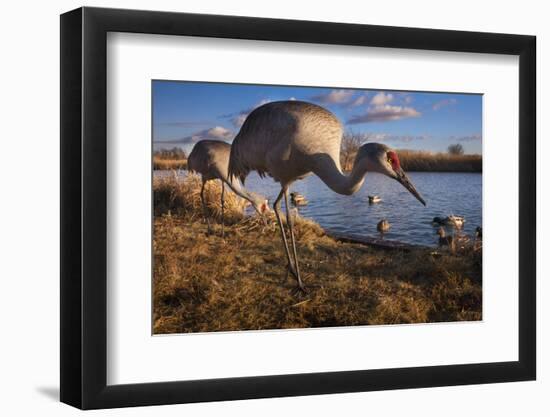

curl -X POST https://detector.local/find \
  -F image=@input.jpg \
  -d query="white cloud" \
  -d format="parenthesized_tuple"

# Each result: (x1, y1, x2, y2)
(347, 105, 421, 124)
(228, 99, 271, 127)
(157, 121, 212, 128)
(451, 133, 482, 142)
(231, 113, 248, 128)
(370, 92, 394, 106)
(349, 94, 368, 107)
(345, 131, 428, 144)
(311, 89, 355, 105)
(174, 126, 234, 144)
(365, 132, 428, 143)
(432, 98, 457, 111)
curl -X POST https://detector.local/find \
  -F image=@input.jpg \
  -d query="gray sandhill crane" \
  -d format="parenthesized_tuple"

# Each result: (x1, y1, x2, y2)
(187, 140, 269, 237)
(228, 100, 426, 292)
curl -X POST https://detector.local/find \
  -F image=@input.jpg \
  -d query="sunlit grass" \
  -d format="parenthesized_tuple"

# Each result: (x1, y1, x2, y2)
(398, 150, 481, 172)
(153, 157, 187, 170)
(153, 176, 482, 334)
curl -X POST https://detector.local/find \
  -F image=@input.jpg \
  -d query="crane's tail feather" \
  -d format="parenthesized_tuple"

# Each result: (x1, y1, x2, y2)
(228, 139, 251, 185)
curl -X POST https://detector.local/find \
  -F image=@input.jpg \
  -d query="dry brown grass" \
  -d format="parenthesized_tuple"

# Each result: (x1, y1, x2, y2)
(340, 146, 481, 172)
(153, 176, 482, 334)
(154, 173, 247, 223)
(397, 150, 481, 172)
(153, 157, 188, 170)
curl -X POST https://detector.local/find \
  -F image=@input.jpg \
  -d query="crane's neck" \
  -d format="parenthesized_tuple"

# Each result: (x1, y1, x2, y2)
(312, 154, 368, 196)
(223, 176, 262, 207)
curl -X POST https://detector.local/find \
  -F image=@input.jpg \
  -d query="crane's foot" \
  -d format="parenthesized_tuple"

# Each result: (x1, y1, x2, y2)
(284, 264, 308, 294)
(292, 282, 308, 296)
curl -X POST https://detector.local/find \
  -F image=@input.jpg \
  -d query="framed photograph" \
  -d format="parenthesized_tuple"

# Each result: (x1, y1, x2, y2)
(60, 6, 536, 409)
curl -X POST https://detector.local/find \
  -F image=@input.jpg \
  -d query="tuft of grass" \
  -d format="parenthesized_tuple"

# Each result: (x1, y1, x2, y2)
(154, 173, 247, 223)
(153, 177, 482, 334)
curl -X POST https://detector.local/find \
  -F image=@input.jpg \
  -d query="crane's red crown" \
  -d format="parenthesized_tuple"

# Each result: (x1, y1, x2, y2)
(387, 151, 401, 171)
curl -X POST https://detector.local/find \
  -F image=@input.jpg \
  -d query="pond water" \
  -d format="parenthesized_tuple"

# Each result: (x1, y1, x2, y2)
(155, 170, 482, 247)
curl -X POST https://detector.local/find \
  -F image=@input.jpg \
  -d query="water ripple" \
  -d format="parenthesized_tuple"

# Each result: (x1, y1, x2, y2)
(158, 170, 482, 246)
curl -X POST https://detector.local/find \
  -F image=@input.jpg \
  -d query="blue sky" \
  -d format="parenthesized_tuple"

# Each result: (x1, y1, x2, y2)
(153, 81, 482, 155)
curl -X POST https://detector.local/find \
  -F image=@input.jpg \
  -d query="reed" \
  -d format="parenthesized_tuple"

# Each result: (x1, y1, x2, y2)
(339, 133, 481, 172)
(153, 157, 188, 170)
(398, 150, 482, 172)
(153, 172, 247, 223)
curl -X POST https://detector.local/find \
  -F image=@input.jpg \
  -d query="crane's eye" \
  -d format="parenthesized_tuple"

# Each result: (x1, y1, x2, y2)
(386, 151, 401, 170)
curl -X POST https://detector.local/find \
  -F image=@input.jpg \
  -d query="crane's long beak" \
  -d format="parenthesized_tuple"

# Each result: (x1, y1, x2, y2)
(395, 168, 426, 206)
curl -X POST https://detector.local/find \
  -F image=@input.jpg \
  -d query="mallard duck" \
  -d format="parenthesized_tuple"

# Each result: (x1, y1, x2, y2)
(432, 215, 465, 229)
(290, 192, 308, 206)
(437, 227, 456, 252)
(447, 215, 465, 228)
(377, 219, 391, 233)
(368, 195, 382, 204)
(475, 226, 482, 239)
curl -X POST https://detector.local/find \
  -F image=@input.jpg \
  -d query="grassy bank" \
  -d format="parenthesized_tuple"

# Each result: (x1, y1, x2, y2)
(339, 134, 481, 172)
(153, 157, 187, 170)
(342, 150, 481, 172)
(154, 152, 481, 173)
(153, 175, 482, 334)
(398, 150, 482, 173)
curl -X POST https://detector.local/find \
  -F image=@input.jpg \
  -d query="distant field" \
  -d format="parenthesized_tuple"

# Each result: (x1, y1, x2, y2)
(153, 147, 480, 173)
(153, 157, 187, 170)
(341, 150, 481, 173)
(398, 151, 482, 173)
(153, 152, 481, 173)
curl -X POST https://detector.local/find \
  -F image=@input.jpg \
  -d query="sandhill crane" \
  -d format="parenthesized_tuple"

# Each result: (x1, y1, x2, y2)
(228, 100, 426, 292)
(187, 140, 269, 237)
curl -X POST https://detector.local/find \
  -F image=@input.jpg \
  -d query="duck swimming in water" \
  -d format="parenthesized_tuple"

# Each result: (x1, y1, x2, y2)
(290, 192, 308, 206)
(432, 215, 465, 229)
(377, 219, 391, 233)
(475, 226, 482, 239)
(368, 195, 382, 204)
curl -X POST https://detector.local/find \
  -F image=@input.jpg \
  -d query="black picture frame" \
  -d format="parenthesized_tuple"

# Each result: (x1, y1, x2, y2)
(60, 6, 536, 410)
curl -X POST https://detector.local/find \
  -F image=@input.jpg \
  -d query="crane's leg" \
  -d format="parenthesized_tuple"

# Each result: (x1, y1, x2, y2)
(284, 190, 306, 292)
(273, 188, 304, 292)
(220, 180, 225, 239)
(200, 179, 211, 234)
(273, 189, 295, 276)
